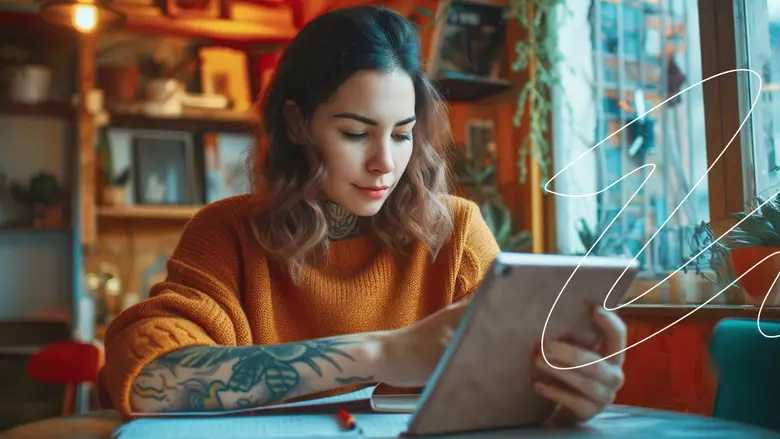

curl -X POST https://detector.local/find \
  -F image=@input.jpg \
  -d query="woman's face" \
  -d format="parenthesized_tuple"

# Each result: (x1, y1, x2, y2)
(308, 69, 416, 217)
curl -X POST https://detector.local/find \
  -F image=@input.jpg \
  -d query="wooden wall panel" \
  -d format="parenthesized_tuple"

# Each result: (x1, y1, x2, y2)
(615, 314, 720, 416)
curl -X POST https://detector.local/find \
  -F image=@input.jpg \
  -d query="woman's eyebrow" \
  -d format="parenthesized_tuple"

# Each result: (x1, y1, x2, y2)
(333, 113, 417, 126)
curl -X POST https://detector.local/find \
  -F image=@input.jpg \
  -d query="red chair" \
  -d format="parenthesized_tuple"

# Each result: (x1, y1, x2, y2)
(26, 340, 105, 415)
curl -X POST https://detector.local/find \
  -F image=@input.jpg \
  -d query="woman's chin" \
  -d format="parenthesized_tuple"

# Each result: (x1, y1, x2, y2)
(341, 199, 386, 217)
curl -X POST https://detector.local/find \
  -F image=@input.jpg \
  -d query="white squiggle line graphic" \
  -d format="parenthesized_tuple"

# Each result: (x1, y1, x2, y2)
(541, 68, 780, 372)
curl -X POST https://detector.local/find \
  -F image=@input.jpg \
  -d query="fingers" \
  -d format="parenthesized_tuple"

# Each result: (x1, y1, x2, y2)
(539, 342, 624, 391)
(533, 381, 602, 423)
(593, 306, 627, 365)
(534, 355, 616, 404)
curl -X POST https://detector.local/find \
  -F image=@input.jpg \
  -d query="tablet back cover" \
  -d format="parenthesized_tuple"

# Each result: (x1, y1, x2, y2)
(406, 254, 638, 437)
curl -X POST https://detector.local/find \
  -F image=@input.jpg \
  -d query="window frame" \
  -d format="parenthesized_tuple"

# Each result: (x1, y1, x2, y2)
(697, 0, 752, 229)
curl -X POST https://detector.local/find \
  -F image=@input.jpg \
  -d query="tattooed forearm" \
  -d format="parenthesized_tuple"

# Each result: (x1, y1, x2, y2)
(129, 333, 385, 413)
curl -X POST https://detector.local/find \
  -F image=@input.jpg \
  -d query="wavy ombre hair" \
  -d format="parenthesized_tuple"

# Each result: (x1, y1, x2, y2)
(249, 6, 455, 279)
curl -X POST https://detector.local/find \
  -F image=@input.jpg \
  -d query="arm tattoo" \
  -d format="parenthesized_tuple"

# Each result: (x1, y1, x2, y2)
(132, 338, 359, 412)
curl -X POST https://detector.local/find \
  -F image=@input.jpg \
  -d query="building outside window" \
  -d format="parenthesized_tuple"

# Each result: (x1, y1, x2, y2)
(553, 0, 712, 302)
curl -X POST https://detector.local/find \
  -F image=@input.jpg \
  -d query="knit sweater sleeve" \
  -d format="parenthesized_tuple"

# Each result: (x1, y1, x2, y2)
(102, 198, 253, 417)
(453, 199, 502, 300)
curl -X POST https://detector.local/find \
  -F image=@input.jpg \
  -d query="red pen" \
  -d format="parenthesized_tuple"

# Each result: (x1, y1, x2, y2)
(337, 408, 363, 434)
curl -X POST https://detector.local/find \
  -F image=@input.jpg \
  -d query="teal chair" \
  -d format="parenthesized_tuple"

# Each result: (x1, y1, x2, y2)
(709, 318, 780, 432)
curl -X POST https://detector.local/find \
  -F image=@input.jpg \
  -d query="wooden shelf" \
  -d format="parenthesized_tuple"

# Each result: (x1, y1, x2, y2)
(0, 101, 74, 119)
(97, 205, 202, 220)
(116, 5, 298, 45)
(108, 107, 259, 133)
(0, 225, 71, 234)
(433, 76, 514, 102)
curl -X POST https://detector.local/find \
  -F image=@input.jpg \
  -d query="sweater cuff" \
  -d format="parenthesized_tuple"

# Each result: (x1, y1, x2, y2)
(103, 318, 217, 418)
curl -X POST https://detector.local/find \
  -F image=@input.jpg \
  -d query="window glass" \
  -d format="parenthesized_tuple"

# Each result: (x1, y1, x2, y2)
(735, 0, 780, 201)
(554, 0, 712, 303)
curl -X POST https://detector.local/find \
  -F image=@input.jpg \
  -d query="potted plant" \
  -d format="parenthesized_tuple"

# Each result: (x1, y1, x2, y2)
(450, 143, 532, 252)
(683, 196, 780, 305)
(98, 129, 131, 206)
(722, 196, 780, 305)
(9, 172, 65, 228)
(138, 53, 196, 116)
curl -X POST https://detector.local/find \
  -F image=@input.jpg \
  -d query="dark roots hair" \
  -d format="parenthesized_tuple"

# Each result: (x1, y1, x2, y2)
(249, 5, 455, 279)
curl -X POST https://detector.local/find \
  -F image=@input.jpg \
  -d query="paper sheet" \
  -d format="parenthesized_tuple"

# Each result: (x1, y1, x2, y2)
(113, 413, 413, 439)
(130, 386, 377, 417)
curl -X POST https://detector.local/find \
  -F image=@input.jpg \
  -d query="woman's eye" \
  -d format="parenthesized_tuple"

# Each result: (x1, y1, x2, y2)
(342, 132, 367, 141)
(393, 133, 412, 142)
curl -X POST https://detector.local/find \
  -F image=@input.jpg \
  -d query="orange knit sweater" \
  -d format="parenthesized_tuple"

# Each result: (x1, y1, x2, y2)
(102, 194, 500, 417)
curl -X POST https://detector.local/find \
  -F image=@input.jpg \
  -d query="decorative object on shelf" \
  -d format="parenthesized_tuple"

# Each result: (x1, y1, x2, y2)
(131, 130, 201, 205)
(85, 262, 124, 325)
(423, 0, 513, 102)
(40, 0, 126, 33)
(427, 1, 506, 81)
(9, 172, 66, 229)
(164, 0, 221, 18)
(98, 64, 140, 103)
(7, 64, 52, 105)
(505, 0, 565, 184)
(198, 46, 252, 112)
(683, 195, 780, 306)
(98, 128, 131, 206)
(138, 52, 197, 116)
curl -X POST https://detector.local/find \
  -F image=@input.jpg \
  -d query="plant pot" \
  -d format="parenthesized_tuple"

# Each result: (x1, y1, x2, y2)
(102, 186, 126, 207)
(8, 65, 51, 104)
(729, 246, 780, 305)
(98, 65, 140, 102)
(32, 204, 63, 228)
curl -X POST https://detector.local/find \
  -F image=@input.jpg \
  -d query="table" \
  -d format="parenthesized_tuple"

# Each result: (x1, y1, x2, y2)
(1, 405, 779, 439)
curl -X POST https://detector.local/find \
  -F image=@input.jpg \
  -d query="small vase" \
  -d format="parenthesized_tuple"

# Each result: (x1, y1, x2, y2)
(144, 78, 184, 116)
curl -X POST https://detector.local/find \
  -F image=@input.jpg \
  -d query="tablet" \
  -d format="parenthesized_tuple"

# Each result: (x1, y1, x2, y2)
(403, 252, 639, 436)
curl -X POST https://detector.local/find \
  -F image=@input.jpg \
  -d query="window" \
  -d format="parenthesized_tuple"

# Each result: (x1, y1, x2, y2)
(553, 0, 714, 303)
(735, 0, 780, 201)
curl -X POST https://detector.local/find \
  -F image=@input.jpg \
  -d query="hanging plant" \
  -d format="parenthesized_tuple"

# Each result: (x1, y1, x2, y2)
(505, 0, 567, 185)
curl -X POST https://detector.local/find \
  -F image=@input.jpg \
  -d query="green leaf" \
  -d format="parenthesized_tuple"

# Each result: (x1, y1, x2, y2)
(736, 215, 780, 243)
(497, 203, 512, 241)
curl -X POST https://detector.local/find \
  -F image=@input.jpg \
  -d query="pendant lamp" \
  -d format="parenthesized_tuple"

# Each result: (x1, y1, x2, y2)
(40, 0, 125, 33)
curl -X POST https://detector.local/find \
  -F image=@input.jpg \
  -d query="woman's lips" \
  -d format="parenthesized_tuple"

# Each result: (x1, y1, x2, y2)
(354, 185, 390, 200)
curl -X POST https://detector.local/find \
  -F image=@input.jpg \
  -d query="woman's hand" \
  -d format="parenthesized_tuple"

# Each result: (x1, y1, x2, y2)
(376, 299, 470, 389)
(533, 306, 627, 424)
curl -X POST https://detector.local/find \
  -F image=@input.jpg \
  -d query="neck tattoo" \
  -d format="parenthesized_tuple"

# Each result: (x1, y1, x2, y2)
(324, 201, 359, 241)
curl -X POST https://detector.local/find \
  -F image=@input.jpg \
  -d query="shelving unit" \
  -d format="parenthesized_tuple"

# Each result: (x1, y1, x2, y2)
(97, 205, 202, 220)
(107, 107, 258, 133)
(0, 101, 74, 119)
(121, 12, 298, 45)
(432, 76, 514, 102)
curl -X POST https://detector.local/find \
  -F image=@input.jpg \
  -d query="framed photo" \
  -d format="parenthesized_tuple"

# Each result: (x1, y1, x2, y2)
(426, 0, 507, 80)
(165, 0, 221, 18)
(199, 46, 252, 112)
(131, 130, 202, 205)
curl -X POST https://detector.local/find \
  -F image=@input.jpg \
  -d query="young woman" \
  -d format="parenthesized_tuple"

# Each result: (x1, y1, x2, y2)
(102, 5, 627, 424)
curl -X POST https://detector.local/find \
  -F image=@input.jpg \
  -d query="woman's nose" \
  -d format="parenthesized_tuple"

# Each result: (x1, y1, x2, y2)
(368, 140, 395, 174)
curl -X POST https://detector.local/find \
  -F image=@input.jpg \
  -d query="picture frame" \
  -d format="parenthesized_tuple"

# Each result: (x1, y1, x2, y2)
(426, 0, 507, 80)
(130, 130, 202, 205)
(199, 46, 252, 112)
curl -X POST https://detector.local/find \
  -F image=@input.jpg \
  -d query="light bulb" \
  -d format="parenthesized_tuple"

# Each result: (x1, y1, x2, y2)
(72, 4, 97, 32)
